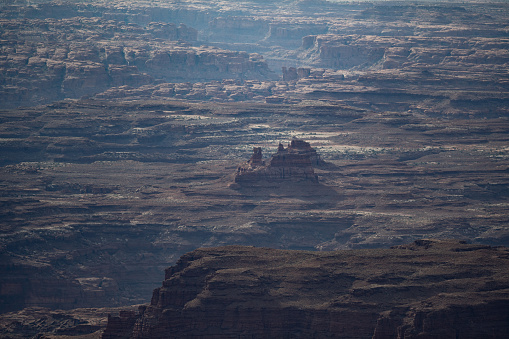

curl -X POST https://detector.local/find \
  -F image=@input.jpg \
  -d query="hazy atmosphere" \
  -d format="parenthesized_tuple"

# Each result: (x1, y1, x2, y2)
(1, 0, 509, 337)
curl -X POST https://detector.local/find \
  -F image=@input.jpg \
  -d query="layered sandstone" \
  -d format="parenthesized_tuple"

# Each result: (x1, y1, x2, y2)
(103, 240, 509, 338)
(0, 14, 274, 108)
(234, 139, 319, 184)
(1, 97, 509, 314)
(0, 305, 139, 338)
(2, 0, 509, 328)
(2, 0, 509, 113)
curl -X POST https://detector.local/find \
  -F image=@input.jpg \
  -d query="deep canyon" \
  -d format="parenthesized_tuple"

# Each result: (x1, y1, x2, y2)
(1, 0, 509, 337)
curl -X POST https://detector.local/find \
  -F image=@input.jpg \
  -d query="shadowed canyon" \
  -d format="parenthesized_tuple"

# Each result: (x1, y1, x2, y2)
(1, 0, 509, 337)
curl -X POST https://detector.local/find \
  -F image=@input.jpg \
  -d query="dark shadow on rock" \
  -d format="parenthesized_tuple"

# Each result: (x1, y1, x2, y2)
(230, 180, 342, 204)
(315, 160, 341, 171)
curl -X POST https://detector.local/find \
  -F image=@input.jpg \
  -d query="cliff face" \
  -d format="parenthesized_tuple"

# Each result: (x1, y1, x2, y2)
(103, 240, 509, 338)
(234, 139, 319, 185)
(2, 1, 509, 113)
(0, 305, 139, 339)
(373, 297, 509, 339)
(299, 33, 509, 71)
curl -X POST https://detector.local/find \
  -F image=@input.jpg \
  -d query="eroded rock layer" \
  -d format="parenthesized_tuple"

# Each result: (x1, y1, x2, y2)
(1, 0, 509, 330)
(0, 13, 274, 108)
(234, 139, 319, 184)
(104, 240, 509, 338)
(0, 305, 140, 339)
(2, 0, 509, 112)
(1, 98, 509, 314)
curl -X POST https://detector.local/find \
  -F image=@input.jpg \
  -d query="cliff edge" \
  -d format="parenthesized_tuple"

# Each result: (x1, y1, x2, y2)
(103, 240, 509, 338)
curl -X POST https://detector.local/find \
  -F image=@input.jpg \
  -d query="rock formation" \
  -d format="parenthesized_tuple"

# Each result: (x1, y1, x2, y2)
(1, 97, 509, 314)
(2, 0, 508, 114)
(282, 67, 311, 81)
(0, 305, 139, 338)
(2, 1, 509, 336)
(103, 240, 509, 338)
(0, 13, 275, 108)
(234, 139, 319, 184)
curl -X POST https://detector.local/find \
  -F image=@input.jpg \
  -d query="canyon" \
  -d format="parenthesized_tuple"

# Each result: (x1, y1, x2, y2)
(1, 0, 508, 337)
(1, 97, 508, 337)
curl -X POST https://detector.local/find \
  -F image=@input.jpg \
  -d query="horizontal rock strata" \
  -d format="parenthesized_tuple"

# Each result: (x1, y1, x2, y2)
(0, 14, 274, 108)
(1, 97, 509, 313)
(103, 240, 509, 338)
(0, 305, 139, 338)
(2, 0, 509, 325)
(234, 139, 319, 184)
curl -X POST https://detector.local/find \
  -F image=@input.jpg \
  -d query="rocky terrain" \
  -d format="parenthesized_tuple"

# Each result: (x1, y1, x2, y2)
(2, 0, 508, 113)
(234, 139, 319, 184)
(0, 305, 140, 339)
(0, 2, 276, 108)
(102, 240, 509, 338)
(1, 97, 508, 316)
(1, 0, 509, 337)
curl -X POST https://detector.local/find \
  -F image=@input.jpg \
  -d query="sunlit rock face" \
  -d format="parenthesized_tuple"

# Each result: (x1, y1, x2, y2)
(0, 12, 274, 109)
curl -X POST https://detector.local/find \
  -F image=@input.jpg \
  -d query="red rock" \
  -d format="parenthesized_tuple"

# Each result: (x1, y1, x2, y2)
(234, 139, 319, 184)
(102, 310, 138, 339)
(103, 240, 509, 338)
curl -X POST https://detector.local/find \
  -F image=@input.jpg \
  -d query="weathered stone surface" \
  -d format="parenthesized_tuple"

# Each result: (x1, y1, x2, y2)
(0, 305, 139, 339)
(373, 297, 509, 339)
(2, 0, 508, 113)
(234, 139, 319, 184)
(1, 97, 509, 314)
(0, 13, 274, 108)
(103, 240, 509, 338)
(1, 2, 509, 336)
(102, 310, 138, 339)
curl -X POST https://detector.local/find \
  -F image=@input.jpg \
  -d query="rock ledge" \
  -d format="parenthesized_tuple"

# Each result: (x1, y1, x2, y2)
(103, 240, 509, 338)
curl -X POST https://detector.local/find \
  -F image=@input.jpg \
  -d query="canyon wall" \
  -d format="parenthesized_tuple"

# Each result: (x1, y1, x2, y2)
(0, 10, 275, 108)
(103, 240, 509, 338)
(1, 97, 509, 314)
(1, 1, 509, 335)
(2, 1, 508, 113)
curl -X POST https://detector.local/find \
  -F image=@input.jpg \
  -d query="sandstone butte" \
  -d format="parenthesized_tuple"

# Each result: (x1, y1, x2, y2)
(234, 139, 320, 185)
(103, 239, 509, 339)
